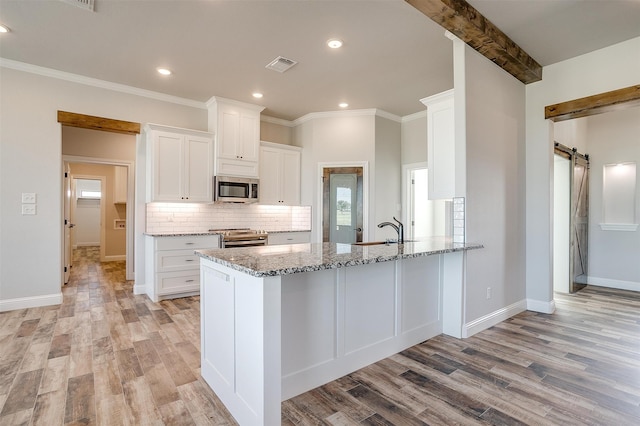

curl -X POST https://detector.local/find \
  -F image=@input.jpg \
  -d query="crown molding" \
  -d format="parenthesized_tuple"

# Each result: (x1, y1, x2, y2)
(401, 110, 427, 123)
(293, 108, 402, 126)
(205, 95, 265, 112)
(0, 58, 207, 109)
(261, 115, 296, 127)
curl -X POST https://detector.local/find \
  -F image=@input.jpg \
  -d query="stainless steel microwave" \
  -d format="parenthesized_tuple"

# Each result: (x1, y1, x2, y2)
(214, 176, 259, 203)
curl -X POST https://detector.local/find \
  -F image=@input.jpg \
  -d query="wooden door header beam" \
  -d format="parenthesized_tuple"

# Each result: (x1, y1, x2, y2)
(545, 85, 640, 122)
(406, 0, 542, 84)
(58, 111, 141, 135)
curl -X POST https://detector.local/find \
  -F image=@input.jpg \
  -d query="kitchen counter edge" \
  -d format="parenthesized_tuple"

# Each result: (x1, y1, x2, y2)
(195, 240, 483, 278)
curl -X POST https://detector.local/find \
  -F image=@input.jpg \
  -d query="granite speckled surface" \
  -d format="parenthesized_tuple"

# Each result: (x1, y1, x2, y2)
(145, 229, 310, 237)
(145, 232, 223, 237)
(195, 238, 483, 277)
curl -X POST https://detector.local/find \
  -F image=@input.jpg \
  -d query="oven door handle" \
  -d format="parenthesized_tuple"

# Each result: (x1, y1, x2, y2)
(223, 240, 267, 248)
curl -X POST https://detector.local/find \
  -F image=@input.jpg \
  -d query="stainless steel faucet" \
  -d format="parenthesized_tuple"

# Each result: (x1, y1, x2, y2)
(377, 217, 404, 244)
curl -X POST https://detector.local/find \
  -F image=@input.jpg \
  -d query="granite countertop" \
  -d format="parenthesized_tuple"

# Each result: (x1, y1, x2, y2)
(195, 238, 483, 277)
(145, 232, 223, 237)
(145, 229, 311, 237)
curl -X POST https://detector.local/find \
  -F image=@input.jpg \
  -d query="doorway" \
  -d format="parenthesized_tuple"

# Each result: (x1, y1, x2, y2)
(321, 166, 365, 243)
(63, 157, 134, 282)
(403, 163, 452, 240)
(553, 143, 589, 293)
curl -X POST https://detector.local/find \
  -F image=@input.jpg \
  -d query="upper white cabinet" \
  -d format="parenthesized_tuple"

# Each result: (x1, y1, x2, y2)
(259, 142, 301, 205)
(207, 97, 265, 178)
(421, 89, 458, 200)
(145, 124, 214, 202)
(113, 165, 127, 204)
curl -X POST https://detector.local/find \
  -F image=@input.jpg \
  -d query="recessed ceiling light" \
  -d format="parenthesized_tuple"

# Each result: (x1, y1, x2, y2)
(156, 67, 172, 76)
(0, 24, 10, 33)
(339, 102, 349, 108)
(327, 39, 343, 49)
(252, 92, 263, 99)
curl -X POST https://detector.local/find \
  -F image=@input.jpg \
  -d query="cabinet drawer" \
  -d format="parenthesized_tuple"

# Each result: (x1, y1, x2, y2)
(156, 271, 200, 295)
(268, 232, 311, 245)
(155, 235, 220, 251)
(156, 250, 200, 272)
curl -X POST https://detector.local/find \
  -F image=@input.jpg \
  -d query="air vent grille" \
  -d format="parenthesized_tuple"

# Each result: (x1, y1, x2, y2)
(60, 0, 95, 11)
(265, 56, 298, 73)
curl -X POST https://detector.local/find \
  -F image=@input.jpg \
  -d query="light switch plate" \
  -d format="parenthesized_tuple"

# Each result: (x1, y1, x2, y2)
(22, 193, 36, 203)
(22, 204, 37, 215)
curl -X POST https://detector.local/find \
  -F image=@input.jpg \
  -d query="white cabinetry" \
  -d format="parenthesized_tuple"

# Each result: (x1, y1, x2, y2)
(268, 231, 310, 245)
(145, 234, 220, 302)
(207, 97, 265, 178)
(259, 142, 301, 205)
(145, 124, 214, 202)
(421, 89, 459, 200)
(113, 166, 127, 204)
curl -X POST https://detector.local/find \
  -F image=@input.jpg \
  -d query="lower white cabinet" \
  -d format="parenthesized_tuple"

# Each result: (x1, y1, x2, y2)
(145, 234, 220, 302)
(268, 231, 310, 245)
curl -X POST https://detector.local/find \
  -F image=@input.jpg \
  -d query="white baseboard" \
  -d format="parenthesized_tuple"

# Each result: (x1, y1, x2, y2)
(103, 255, 126, 262)
(526, 298, 556, 314)
(0, 292, 63, 312)
(133, 283, 146, 295)
(587, 276, 640, 292)
(463, 300, 527, 338)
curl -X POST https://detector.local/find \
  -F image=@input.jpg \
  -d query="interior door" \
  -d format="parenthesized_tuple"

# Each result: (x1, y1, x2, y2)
(571, 155, 589, 292)
(323, 167, 363, 243)
(63, 162, 72, 284)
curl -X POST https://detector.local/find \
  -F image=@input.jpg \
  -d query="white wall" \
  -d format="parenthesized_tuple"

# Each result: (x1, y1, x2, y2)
(401, 113, 428, 165)
(525, 36, 640, 311)
(74, 179, 102, 246)
(0, 65, 207, 309)
(456, 41, 527, 325)
(296, 113, 377, 242)
(374, 116, 402, 241)
(586, 106, 640, 289)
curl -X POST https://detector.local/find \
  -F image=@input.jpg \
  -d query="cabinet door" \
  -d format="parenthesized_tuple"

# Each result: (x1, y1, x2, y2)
(184, 135, 212, 202)
(259, 147, 282, 204)
(238, 113, 259, 161)
(281, 150, 301, 205)
(218, 108, 240, 159)
(154, 131, 184, 201)
(114, 166, 128, 204)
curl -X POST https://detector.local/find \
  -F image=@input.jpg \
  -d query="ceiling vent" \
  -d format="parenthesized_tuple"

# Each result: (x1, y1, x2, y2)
(265, 56, 298, 73)
(60, 0, 95, 11)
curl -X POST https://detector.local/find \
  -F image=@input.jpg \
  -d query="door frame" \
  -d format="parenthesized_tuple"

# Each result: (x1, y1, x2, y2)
(71, 174, 107, 256)
(63, 155, 135, 281)
(317, 162, 369, 244)
(402, 162, 428, 241)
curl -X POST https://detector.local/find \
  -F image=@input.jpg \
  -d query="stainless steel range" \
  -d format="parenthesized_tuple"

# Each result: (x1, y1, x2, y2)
(210, 228, 268, 248)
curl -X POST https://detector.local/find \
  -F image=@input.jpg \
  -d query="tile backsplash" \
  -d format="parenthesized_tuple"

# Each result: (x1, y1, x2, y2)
(452, 197, 465, 243)
(146, 203, 311, 234)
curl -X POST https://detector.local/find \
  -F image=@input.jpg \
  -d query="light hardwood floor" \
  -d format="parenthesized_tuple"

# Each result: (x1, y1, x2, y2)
(1, 247, 639, 425)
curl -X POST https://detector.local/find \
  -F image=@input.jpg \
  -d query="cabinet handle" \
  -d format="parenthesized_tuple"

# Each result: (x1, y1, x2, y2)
(185, 259, 194, 262)
(185, 279, 195, 283)
(185, 242, 195, 245)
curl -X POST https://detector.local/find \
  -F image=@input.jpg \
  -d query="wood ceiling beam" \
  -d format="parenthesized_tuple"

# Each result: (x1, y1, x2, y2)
(406, 0, 542, 84)
(58, 111, 141, 135)
(545, 85, 640, 122)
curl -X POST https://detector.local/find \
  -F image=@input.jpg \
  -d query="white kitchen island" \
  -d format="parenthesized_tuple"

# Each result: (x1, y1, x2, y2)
(195, 239, 482, 425)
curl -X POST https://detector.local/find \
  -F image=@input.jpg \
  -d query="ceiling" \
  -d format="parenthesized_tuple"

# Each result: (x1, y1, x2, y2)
(1, 0, 639, 121)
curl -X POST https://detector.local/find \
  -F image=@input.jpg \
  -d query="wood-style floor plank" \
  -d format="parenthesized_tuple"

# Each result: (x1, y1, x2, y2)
(1, 246, 640, 425)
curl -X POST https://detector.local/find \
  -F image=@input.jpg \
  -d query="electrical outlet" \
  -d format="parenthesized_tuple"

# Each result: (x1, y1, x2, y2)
(22, 193, 36, 203)
(22, 204, 37, 215)
(486, 287, 492, 299)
